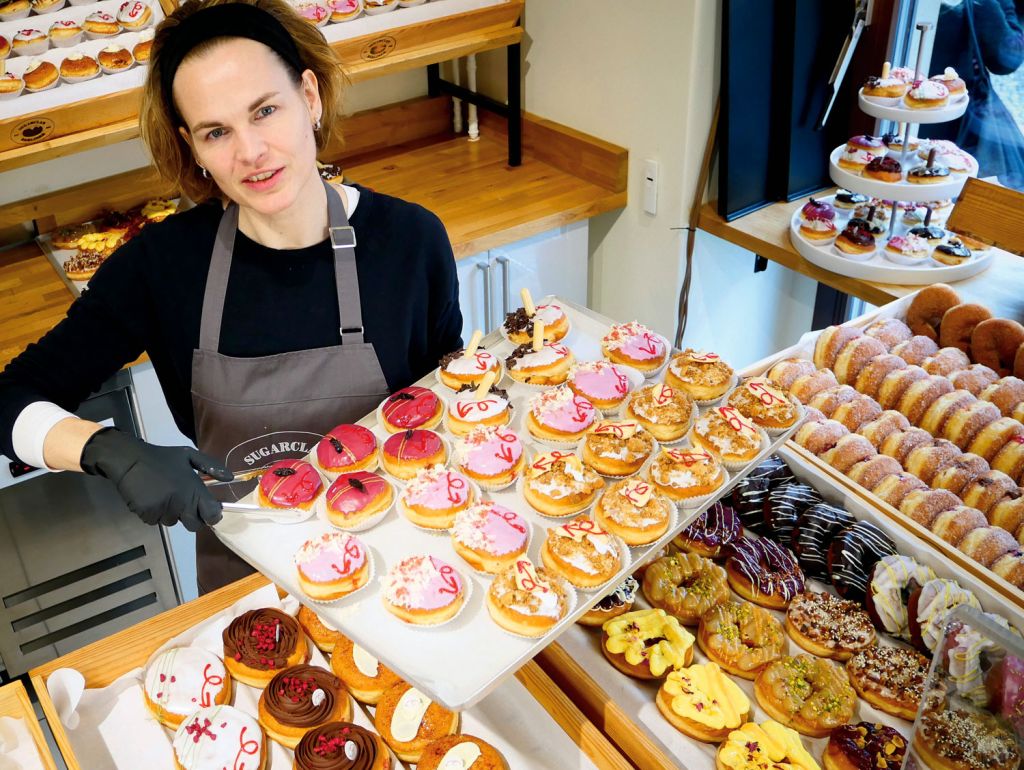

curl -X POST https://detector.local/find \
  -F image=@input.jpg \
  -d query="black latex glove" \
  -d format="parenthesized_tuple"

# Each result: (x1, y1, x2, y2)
(80, 427, 234, 532)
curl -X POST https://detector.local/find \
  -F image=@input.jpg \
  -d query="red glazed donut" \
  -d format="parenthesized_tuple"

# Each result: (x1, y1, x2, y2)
(906, 284, 961, 341)
(972, 318, 1024, 376)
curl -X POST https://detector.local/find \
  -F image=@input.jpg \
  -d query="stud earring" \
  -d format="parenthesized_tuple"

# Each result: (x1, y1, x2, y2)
(313, 117, 322, 132)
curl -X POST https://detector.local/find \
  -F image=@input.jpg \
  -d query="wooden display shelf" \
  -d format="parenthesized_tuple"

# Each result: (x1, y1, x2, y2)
(0, 0, 523, 173)
(697, 197, 1024, 321)
(0, 680, 58, 770)
(28, 573, 629, 770)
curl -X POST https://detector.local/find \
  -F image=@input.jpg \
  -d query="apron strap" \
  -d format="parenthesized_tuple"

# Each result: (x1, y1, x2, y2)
(198, 181, 365, 352)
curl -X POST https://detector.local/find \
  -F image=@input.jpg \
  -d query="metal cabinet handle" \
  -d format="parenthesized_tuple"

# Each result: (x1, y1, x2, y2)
(494, 254, 510, 319)
(478, 261, 492, 332)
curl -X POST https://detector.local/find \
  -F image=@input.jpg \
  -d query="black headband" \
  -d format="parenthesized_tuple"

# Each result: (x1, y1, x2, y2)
(159, 3, 306, 122)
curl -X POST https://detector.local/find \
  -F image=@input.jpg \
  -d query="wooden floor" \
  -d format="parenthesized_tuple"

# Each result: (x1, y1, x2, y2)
(0, 129, 625, 370)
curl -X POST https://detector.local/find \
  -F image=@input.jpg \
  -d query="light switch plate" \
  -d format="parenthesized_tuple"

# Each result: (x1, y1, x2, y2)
(643, 159, 658, 215)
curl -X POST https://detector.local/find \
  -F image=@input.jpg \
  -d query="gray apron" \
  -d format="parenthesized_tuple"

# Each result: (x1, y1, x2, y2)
(191, 182, 390, 593)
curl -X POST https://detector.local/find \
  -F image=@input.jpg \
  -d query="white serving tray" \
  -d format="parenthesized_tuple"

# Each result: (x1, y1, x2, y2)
(213, 297, 802, 710)
(552, 443, 1022, 770)
(788, 194, 993, 285)
(315, 0, 505, 42)
(828, 144, 976, 203)
(857, 88, 969, 124)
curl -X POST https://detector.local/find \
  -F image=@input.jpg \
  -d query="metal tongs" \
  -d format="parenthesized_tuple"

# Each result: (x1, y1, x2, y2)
(202, 472, 315, 524)
(817, 0, 873, 129)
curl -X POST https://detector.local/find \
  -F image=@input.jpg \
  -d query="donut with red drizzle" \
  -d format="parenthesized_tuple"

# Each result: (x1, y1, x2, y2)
(258, 459, 323, 510)
(379, 385, 442, 432)
(324, 471, 393, 529)
(315, 424, 378, 476)
(381, 429, 446, 480)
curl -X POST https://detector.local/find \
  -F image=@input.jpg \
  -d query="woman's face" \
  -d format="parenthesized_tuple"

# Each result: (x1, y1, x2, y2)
(174, 37, 321, 216)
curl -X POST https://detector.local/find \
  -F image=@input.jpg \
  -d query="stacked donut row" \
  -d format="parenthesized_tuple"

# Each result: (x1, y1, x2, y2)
(765, 340, 1024, 588)
(905, 283, 1024, 378)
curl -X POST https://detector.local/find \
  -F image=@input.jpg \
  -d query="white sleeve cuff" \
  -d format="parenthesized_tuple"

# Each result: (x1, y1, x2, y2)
(12, 401, 77, 471)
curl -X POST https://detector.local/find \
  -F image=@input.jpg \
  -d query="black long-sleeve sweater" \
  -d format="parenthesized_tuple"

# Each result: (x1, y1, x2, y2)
(0, 185, 463, 463)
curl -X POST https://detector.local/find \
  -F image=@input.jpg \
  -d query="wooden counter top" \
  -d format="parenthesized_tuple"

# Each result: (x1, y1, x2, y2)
(0, 104, 626, 371)
(698, 197, 1024, 321)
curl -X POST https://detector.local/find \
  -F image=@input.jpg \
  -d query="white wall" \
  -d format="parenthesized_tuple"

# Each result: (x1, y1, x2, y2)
(0, 68, 427, 207)
(477, 0, 817, 365)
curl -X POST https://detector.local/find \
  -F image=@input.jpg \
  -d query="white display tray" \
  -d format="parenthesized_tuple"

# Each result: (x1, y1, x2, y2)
(552, 444, 1022, 770)
(0, 0, 162, 120)
(857, 88, 970, 124)
(828, 144, 976, 203)
(213, 297, 802, 710)
(788, 194, 993, 285)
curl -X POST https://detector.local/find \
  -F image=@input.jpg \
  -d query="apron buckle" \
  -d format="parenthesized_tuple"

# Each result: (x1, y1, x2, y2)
(329, 226, 357, 249)
(340, 325, 364, 342)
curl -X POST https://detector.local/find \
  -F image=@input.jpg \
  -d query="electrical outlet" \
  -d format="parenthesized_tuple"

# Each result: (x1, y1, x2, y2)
(643, 159, 658, 215)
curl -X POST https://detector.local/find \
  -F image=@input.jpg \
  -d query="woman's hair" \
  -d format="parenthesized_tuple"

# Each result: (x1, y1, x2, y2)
(140, 0, 345, 202)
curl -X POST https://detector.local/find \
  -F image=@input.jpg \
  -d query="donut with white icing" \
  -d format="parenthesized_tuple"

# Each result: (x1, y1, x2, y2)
(143, 647, 231, 729)
(172, 705, 266, 770)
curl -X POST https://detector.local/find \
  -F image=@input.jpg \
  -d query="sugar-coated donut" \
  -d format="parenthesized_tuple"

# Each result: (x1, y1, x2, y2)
(967, 417, 1024, 462)
(813, 326, 863, 370)
(827, 521, 897, 602)
(930, 506, 987, 546)
(766, 357, 817, 392)
(973, 318, 1024, 376)
(904, 439, 961, 484)
(960, 469, 1019, 514)
(864, 318, 913, 349)
(989, 496, 1024, 533)
(943, 398, 1002, 450)
(992, 550, 1024, 588)
(808, 384, 858, 417)
(877, 365, 928, 410)
(857, 410, 911, 449)
(871, 472, 928, 508)
(879, 427, 934, 465)
(790, 369, 840, 404)
(892, 335, 940, 366)
(898, 374, 954, 425)
(794, 418, 849, 455)
(847, 454, 903, 490)
(993, 437, 1024, 484)
(855, 354, 907, 399)
(822, 434, 877, 474)
(932, 452, 990, 495)
(950, 363, 1000, 395)
(834, 336, 888, 385)
(922, 346, 971, 377)
(958, 526, 1019, 568)
(899, 488, 962, 527)
(980, 376, 1024, 416)
(906, 284, 961, 340)
(918, 389, 976, 436)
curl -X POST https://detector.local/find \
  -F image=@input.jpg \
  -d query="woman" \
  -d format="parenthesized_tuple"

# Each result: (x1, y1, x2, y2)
(0, 0, 462, 593)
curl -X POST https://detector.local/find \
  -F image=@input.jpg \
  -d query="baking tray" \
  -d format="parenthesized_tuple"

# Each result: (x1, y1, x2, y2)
(0, 680, 58, 770)
(28, 573, 629, 770)
(537, 443, 1023, 770)
(213, 297, 804, 710)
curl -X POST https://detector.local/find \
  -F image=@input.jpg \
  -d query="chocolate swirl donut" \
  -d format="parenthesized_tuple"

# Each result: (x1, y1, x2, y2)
(223, 608, 300, 670)
(791, 503, 855, 581)
(764, 482, 822, 545)
(264, 665, 344, 727)
(294, 722, 380, 770)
